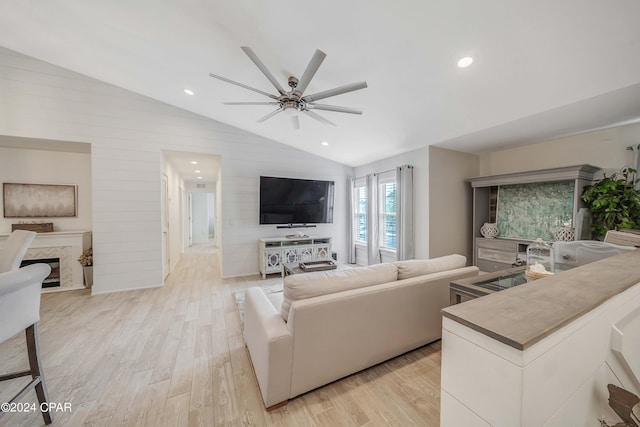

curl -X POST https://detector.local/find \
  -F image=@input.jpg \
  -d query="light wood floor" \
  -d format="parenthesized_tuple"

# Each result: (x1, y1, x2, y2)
(0, 243, 443, 426)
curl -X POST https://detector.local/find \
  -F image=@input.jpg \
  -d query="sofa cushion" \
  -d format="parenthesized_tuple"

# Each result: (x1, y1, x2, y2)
(394, 254, 467, 280)
(280, 263, 398, 320)
(266, 290, 284, 311)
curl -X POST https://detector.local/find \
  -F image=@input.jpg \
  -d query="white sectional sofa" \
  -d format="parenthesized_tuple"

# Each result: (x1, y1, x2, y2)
(243, 254, 479, 409)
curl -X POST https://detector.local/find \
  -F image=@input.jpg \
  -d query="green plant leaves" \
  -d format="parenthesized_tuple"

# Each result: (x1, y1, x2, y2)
(581, 168, 640, 239)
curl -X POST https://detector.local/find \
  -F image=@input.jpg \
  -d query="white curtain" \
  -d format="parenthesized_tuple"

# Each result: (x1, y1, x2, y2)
(396, 165, 414, 261)
(366, 173, 380, 265)
(347, 178, 356, 263)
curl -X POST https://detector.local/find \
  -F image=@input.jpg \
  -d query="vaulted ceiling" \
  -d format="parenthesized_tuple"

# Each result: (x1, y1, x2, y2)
(1, 1, 640, 167)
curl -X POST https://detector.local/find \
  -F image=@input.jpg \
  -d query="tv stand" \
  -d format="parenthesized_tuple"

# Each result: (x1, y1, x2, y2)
(258, 236, 332, 279)
(276, 224, 317, 229)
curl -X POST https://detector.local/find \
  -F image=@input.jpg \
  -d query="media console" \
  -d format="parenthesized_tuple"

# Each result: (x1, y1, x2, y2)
(258, 236, 332, 279)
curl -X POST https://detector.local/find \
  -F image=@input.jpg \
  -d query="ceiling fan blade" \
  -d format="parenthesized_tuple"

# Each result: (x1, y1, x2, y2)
(209, 73, 278, 99)
(302, 81, 368, 103)
(292, 49, 326, 98)
(241, 46, 287, 96)
(307, 104, 363, 115)
(223, 102, 280, 106)
(257, 108, 283, 123)
(292, 115, 300, 130)
(303, 110, 336, 127)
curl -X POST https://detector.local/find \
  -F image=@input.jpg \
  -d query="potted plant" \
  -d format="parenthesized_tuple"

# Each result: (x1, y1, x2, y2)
(78, 248, 93, 288)
(581, 167, 640, 240)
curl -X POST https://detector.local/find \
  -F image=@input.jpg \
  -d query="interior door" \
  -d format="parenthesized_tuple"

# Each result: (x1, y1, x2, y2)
(188, 193, 192, 247)
(161, 174, 170, 279)
(190, 192, 209, 244)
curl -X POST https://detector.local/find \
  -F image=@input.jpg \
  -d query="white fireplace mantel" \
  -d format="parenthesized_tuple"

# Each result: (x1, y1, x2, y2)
(0, 230, 92, 292)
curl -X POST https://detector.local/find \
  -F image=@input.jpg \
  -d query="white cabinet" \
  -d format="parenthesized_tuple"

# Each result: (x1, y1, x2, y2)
(475, 237, 530, 272)
(259, 236, 332, 279)
(468, 165, 599, 271)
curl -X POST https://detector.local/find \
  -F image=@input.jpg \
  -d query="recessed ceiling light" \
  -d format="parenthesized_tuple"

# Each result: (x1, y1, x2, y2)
(184, 89, 194, 95)
(197, 176, 203, 179)
(190, 161, 198, 164)
(194, 170, 201, 173)
(457, 57, 473, 68)
(321, 141, 329, 146)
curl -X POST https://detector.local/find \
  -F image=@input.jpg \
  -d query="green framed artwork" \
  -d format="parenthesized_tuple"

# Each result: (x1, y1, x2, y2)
(496, 181, 574, 241)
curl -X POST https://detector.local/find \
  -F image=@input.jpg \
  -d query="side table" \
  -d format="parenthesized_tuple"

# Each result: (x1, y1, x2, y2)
(449, 266, 528, 305)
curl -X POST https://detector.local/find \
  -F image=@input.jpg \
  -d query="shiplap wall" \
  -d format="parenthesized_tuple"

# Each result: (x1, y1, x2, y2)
(0, 46, 352, 293)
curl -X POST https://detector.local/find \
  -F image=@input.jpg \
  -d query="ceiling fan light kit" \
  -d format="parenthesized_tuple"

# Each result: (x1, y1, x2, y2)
(209, 46, 367, 129)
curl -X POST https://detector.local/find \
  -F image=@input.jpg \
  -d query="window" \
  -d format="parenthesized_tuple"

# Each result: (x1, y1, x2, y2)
(380, 177, 397, 250)
(351, 167, 411, 262)
(354, 181, 367, 243)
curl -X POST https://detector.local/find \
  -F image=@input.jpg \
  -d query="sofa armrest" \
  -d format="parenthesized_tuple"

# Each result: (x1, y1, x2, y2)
(243, 287, 293, 408)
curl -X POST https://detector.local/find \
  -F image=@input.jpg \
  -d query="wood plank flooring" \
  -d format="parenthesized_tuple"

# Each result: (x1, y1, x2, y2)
(0, 243, 443, 426)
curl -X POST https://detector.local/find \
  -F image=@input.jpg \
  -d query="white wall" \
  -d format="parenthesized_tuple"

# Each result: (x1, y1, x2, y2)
(0, 46, 352, 293)
(479, 123, 640, 177)
(353, 146, 430, 261)
(353, 145, 480, 264)
(0, 145, 92, 232)
(429, 147, 479, 261)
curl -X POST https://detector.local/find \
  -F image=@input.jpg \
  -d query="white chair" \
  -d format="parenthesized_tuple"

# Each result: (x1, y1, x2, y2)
(0, 230, 37, 273)
(0, 263, 53, 424)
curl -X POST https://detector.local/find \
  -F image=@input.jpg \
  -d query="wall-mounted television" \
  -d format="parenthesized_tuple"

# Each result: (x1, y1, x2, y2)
(259, 176, 335, 225)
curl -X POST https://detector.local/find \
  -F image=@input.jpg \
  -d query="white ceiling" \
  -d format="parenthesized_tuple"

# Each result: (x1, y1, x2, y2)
(1, 1, 640, 167)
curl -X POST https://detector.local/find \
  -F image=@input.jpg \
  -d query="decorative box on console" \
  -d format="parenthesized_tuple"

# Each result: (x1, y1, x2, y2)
(12, 222, 54, 232)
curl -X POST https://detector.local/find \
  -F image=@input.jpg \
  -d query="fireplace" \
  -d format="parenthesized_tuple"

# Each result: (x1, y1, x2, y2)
(20, 258, 61, 288)
(1, 230, 92, 292)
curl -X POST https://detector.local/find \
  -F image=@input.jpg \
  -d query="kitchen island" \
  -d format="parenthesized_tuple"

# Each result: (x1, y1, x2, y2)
(440, 249, 640, 426)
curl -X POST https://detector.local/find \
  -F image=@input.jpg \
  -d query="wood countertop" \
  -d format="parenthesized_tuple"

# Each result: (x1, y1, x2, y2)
(441, 249, 640, 350)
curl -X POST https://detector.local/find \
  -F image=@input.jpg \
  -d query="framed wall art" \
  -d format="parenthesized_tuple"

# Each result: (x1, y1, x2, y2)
(496, 180, 575, 241)
(3, 183, 77, 218)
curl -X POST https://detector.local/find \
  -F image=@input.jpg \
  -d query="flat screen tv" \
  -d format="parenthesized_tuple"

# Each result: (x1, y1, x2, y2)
(259, 176, 335, 225)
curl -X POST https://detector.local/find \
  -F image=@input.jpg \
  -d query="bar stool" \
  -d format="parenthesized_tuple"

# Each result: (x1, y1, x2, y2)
(0, 263, 53, 424)
(0, 229, 37, 273)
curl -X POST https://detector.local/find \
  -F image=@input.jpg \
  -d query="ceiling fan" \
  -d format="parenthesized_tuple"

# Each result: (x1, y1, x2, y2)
(209, 47, 367, 130)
